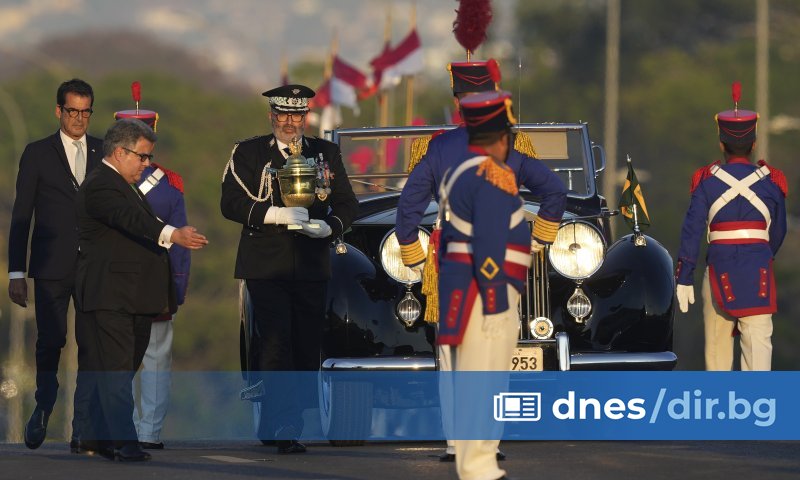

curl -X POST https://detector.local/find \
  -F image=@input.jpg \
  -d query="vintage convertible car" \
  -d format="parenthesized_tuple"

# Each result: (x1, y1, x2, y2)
(240, 123, 677, 445)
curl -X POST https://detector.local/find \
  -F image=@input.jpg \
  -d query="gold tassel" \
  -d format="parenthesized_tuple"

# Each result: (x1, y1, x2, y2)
(476, 158, 518, 195)
(514, 131, 537, 158)
(421, 239, 439, 323)
(408, 135, 431, 173)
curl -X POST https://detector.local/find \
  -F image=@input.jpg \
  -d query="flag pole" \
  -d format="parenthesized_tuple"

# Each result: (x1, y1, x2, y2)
(627, 155, 647, 247)
(404, 2, 416, 127)
(378, 6, 391, 173)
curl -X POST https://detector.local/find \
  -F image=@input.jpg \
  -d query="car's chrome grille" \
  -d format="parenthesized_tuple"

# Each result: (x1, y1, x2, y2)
(519, 248, 550, 340)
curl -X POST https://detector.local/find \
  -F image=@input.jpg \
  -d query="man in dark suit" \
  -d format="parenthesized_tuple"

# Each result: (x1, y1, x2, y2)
(75, 118, 207, 461)
(221, 84, 357, 454)
(7, 78, 101, 451)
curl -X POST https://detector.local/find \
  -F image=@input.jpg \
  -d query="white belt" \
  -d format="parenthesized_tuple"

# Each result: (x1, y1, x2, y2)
(447, 206, 525, 237)
(446, 242, 532, 267)
(708, 229, 769, 242)
(138, 167, 164, 196)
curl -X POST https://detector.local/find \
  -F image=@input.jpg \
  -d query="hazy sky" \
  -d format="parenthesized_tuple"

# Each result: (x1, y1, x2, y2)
(0, 0, 518, 88)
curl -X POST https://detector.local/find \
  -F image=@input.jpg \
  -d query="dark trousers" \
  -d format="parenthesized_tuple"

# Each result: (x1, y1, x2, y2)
(82, 310, 152, 448)
(246, 279, 326, 439)
(32, 278, 91, 438)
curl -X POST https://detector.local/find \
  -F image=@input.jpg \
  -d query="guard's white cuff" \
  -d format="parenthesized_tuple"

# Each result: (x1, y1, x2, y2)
(8, 271, 25, 280)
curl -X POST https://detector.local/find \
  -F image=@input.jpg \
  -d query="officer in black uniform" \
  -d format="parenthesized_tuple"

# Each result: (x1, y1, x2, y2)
(220, 84, 357, 453)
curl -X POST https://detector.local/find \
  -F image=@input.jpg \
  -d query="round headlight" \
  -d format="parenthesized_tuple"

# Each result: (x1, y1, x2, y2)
(380, 228, 430, 284)
(548, 222, 605, 279)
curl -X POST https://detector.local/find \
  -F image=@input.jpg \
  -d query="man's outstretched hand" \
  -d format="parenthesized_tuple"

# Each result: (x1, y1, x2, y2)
(171, 226, 209, 250)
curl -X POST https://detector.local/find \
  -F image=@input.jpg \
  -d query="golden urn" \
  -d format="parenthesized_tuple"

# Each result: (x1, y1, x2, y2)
(277, 138, 318, 208)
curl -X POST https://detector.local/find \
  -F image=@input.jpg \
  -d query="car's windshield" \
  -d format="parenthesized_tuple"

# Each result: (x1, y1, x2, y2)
(331, 124, 595, 197)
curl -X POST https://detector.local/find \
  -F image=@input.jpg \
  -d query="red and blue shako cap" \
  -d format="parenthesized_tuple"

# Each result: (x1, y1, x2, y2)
(262, 83, 315, 113)
(448, 59, 501, 95)
(716, 81, 758, 146)
(114, 81, 159, 131)
(459, 89, 516, 139)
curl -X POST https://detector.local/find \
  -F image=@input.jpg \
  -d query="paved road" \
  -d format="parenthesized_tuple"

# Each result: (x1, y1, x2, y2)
(1, 440, 799, 480)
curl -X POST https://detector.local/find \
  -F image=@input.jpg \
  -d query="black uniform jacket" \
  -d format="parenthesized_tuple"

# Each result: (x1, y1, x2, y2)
(8, 131, 103, 279)
(220, 134, 358, 281)
(75, 163, 176, 315)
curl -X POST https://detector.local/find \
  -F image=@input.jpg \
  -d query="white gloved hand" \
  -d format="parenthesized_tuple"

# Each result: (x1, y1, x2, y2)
(530, 238, 545, 254)
(265, 206, 309, 225)
(298, 219, 333, 239)
(409, 263, 425, 277)
(676, 284, 695, 313)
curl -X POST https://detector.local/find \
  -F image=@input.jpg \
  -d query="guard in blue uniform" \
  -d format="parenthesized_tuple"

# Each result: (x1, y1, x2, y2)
(676, 82, 787, 371)
(437, 90, 529, 480)
(395, 59, 566, 464)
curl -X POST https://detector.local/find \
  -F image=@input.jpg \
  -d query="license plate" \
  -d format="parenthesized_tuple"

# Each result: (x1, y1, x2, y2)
(510, 346, 543, 371)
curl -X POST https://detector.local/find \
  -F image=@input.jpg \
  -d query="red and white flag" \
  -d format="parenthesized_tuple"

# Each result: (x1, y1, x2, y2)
(371, 29, 424, 90)
(330, 55, 371, 113)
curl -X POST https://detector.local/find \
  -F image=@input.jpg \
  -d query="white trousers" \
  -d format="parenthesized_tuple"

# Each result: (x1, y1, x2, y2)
(133, 317, 174, 442)
(702, 269, 773, 371)
(453, 288, 520, 480)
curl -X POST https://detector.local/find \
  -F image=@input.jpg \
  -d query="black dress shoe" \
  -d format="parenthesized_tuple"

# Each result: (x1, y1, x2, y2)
(139, 441, 164, 450)
(496, 449, 507, 461)
(439, 452, 455, 462)
(115, 443, 151, 462)
(71, 440, 115, 460)
(24, 407, 50, 450)
(276, 440, 307, 454)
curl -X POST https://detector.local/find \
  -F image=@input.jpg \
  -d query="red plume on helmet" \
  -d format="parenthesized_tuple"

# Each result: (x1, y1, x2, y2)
(131, 81, 141, 103)
(731, 81, 741, 111)
(486, 58, 501, 83)
(453, 0, 493, 54)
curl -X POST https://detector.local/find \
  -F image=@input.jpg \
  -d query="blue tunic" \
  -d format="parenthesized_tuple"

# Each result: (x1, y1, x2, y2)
(137, 164, 191, 306)
(676, 157, 786, 317)
(436, 156, 532, 345)
(396, 127, 567, 262)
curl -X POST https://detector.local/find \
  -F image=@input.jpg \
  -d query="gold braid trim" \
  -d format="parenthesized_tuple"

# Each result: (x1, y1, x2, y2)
(532, 216, 560, 244)
(400, 240, 426, 266)
(421, 241, 439, 323)
(476, 158, 518, 195)
(408, 136, 432, 173)
(513, 131, 537, 157)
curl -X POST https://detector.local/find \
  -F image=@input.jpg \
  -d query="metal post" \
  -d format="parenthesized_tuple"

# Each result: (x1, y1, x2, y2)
(603, 0, 621, 237)
(755, 0, 769, 160)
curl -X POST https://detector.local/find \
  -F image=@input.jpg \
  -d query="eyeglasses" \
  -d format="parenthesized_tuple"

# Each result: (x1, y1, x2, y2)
(273, 112, 306, 122)
(121, 147, 154, 163)
(60, 106, 94, 118)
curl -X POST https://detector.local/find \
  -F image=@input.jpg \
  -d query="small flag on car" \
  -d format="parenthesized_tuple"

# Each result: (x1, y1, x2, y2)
(618, 155, 650, 232)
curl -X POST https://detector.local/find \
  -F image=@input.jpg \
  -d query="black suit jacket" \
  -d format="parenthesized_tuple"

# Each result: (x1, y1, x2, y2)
(220, 134, 358, 280)
(8, 131, 103, 279)
(75, 163, 176, 315)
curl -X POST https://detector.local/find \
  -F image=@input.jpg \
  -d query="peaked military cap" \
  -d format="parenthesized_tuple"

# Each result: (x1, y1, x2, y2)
(262, 84, 315, 113)
(447, 60, 500, 95)
(716, 81, 758, 146)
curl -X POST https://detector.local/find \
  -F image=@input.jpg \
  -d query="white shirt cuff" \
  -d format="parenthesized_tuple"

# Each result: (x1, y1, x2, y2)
(159, 225, 176, 248)
(8, 271, 25, 280)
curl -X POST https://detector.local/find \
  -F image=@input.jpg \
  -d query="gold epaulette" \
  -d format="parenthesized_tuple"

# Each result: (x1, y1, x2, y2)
(408, 136, 432, 173)
(476, 158, 518, 195)
(514, 131, 537, 157)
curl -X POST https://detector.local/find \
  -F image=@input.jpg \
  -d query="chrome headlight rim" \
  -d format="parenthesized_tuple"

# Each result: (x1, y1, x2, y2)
(379, 227, 431, 284)
(547, 221, 606, 280)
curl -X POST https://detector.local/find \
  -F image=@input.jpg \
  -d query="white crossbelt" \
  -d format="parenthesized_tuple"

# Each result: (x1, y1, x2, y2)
(138, 167, 165, 196)
(446, 242, 532, 267)
(707, 164, 772, 229)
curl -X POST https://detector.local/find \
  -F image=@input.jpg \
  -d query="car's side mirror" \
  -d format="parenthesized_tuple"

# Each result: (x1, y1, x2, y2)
(591, 143, 606, 178)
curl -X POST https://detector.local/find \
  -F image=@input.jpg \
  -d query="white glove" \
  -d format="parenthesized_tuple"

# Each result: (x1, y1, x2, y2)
(676, 284, 695, 313)
(265, 206, 308, 225)
(409, 263, 425, 277)
(298, 219, 333, 239)
(530, 238, 545, 254)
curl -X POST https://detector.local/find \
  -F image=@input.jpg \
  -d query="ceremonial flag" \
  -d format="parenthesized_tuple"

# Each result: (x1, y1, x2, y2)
(618, 156, 650, 231)
(371, 29, 424, 90)
(330, 55, 371, 114)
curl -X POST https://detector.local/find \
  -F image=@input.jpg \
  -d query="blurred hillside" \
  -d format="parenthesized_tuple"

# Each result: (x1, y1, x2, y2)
(2, 1, 800, 395)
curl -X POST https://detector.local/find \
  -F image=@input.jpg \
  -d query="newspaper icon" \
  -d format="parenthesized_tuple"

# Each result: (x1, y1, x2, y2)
(493, 392, 541, 422)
